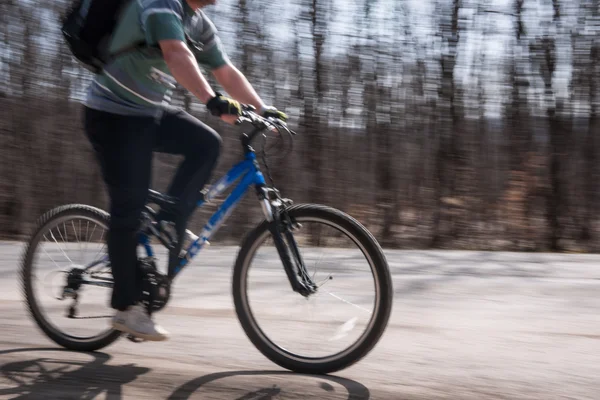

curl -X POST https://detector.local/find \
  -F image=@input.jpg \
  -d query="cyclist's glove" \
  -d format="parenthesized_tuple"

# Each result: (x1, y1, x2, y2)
(206, 93, 242, 117)
(262, 106, 288, 122)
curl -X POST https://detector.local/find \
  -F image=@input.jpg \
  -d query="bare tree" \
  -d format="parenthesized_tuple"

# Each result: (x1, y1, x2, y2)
(431, 0, 462, 247)
(2, 0, 600, 251)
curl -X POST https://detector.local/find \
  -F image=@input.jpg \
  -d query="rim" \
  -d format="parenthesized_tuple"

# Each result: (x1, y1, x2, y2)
(239, 214, 382, 363)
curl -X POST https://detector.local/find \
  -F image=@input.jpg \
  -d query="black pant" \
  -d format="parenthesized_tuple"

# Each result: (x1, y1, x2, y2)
(83, 106, 222, 311)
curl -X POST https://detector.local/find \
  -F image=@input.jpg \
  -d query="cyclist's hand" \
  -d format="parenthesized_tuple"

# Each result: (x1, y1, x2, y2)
(206, 92, 242, 118)
(262, 106, 288, 122)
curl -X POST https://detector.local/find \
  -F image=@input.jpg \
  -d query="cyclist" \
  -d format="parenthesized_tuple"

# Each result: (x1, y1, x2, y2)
(82, 0, 287, 341)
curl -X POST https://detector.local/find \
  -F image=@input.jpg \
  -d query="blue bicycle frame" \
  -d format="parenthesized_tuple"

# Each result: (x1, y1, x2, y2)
(87, 114, 315, 296)
(139, 150, 272, 279)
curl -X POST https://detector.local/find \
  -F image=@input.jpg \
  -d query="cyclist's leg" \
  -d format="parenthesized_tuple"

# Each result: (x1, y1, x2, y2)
(83, 107, 157, 311)
(154, 108, 222, 260)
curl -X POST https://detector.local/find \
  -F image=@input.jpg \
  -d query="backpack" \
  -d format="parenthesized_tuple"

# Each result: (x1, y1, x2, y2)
(60, 0, 141, 74)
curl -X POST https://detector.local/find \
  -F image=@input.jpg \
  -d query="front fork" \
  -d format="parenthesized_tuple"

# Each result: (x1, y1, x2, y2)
(258, 187, 317, 297)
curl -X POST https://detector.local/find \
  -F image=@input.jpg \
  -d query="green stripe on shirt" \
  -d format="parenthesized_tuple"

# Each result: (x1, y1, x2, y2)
(145, 13, 186, 44)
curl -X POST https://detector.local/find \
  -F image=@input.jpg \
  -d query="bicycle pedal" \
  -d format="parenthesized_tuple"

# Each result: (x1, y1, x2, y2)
(125, 334, 146, 343)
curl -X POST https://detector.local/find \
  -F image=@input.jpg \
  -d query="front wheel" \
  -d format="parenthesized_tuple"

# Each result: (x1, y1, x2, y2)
(233, 204, 393, 374)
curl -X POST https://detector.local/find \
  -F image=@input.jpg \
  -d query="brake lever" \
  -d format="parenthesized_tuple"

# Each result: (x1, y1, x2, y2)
(235, 116, 253, 126)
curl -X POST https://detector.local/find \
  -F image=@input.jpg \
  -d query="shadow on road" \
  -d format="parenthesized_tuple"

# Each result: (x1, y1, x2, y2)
(0, 347, 150, 399)
(0, 348, 369, 399)
(168, 370, 370, 400)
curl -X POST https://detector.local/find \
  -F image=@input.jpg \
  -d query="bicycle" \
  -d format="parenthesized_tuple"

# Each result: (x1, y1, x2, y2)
(20, 108, 393, 374)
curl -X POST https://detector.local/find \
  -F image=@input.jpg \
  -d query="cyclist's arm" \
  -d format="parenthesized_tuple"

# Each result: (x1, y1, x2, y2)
(142, 1, 215, 104)
(211, 63, 267, 113)
(160, 40, 215, 104)
(187, 16, 265, 111)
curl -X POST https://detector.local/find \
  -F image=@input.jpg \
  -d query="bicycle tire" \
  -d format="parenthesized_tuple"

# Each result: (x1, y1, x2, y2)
(21, 204, 122, 352)
(232, 203, 393, 374)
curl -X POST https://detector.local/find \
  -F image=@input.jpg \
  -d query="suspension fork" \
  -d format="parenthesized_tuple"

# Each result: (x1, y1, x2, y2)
(283, 224, 315, 288)
(257, 186, 317, 296)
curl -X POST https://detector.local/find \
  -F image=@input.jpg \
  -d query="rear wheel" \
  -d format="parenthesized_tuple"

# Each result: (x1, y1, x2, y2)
(21, 204, 121, 351)
(233, 204, 393, 374)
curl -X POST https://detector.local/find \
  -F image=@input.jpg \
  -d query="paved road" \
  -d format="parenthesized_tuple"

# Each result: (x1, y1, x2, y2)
(2, 240, 600, 399)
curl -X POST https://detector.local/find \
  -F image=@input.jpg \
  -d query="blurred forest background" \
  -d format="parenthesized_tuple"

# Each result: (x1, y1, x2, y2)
(1, 0, 599, 251)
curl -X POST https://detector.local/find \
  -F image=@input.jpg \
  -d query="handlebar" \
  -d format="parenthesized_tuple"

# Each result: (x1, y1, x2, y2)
(235, 105, 296, 151)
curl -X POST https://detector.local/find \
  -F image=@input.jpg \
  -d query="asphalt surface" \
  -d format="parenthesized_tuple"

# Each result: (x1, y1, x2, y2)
(1, 240, 600, 399)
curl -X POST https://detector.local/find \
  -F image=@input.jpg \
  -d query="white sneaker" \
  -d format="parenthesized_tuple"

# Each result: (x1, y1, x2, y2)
(111, 304, 169, 341)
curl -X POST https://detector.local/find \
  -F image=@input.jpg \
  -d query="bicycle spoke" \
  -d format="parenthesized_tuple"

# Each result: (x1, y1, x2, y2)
(92, 230, 106, 262)
(41, 235, 64, 271)
(325, 290, 373, 315)
(70, 220, 81, 264)
(315, 273, 333, 287)
(60, 223, 67, 244)
(88, 224, 97, 246)
(311, 252, 325, 281)
(49, 230, 73, 264)
(84, 221, 89, 265)
(87, 223, 97, 264)
(78, 221, 83, 264)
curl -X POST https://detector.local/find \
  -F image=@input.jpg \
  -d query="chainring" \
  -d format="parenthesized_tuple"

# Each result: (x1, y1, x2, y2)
(138, 258, 171, 313)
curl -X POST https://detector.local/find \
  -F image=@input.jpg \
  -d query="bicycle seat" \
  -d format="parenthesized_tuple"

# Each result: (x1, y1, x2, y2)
(147, 189, 177, 207)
